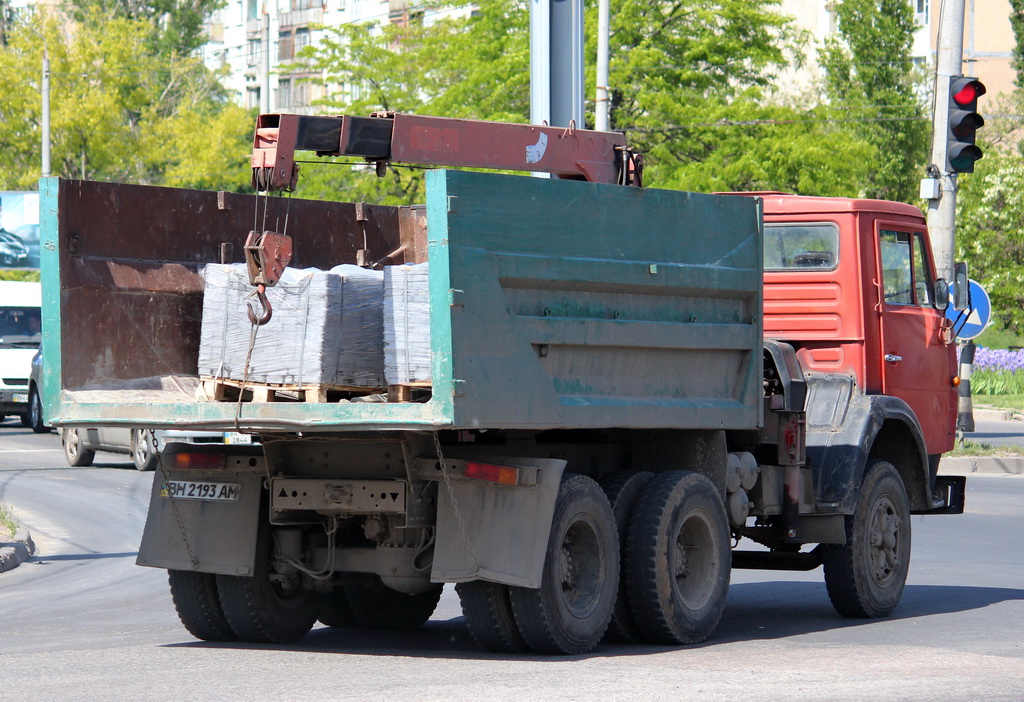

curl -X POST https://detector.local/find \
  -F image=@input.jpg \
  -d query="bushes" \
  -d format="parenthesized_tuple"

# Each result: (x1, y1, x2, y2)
(968, 347, 1024, 395)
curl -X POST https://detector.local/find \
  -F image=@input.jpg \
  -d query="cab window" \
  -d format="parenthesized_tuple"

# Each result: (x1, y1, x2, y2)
(764, 223, 840, 270)
(879, 230, 934, 307)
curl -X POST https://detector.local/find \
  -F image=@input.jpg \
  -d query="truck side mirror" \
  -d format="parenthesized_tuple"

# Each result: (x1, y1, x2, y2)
(953, 262, 969, 310)
(934, 279, 950, 311)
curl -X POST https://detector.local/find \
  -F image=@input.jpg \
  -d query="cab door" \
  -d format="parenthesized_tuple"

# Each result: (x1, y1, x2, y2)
(875, 225, 956, 454)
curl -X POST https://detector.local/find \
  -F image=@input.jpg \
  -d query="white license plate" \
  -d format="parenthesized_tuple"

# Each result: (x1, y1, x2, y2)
(224, 432, 252, 445)
(12, 392, 28, 403)
(161, 480, 241, 502)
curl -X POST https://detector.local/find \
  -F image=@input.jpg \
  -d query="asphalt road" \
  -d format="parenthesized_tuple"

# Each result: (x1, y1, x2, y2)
(1, 423, 1022, 701)
(967, 419, 1024, 447)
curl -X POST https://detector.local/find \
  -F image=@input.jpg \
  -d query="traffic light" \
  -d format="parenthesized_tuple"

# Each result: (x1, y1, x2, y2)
(946, 76, 986, 174)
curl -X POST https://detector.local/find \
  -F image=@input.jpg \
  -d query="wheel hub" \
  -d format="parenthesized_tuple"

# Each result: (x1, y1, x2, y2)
(868, 497, 901, 586)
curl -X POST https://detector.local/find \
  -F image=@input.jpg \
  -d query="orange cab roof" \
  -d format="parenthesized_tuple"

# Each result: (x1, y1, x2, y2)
(719, 192, 924, 219)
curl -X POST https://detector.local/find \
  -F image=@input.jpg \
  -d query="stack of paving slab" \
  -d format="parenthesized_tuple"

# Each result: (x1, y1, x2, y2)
(384, 263, 431, 385)
(197, 263, 387, 389)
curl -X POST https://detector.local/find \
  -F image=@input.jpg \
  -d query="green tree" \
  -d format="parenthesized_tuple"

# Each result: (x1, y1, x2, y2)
(818, 0, 928, 202)
(63, 0, 226, 57)
(294, 0, 874, 202)
(0, 8, 252, 191)
(956, 95, 1024, 333)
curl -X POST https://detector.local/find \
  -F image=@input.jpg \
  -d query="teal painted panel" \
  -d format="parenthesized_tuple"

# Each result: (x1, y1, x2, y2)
(428, 170, 763, 430)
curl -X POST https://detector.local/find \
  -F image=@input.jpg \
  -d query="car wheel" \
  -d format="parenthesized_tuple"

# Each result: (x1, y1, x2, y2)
(63, 428, 95, 467)
(130, 429, 160, 471)
(29, 388, 51, 434)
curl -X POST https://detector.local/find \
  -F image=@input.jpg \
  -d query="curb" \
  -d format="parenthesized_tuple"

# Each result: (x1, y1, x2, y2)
(972, 407, 1024, 422)
(0, 527, 36, 573)
(939, 455, 1024, 476)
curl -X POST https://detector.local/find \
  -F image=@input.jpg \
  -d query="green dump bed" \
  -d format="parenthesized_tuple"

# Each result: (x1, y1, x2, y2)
(40, 170, 763, 433)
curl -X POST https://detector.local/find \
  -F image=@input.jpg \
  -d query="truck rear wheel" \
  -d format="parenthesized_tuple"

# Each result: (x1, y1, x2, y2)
(625, 470, 731, 645)
(343, 577, 443, 630)
(508, 473, 618, 655)
(167, 569, 238, 642)
(216, 524, 323, 644)
(599, 470, 654, 643)
(317, 588, 363, 629)
(457, 580, 529, 653)
(823, 460, 911, 618)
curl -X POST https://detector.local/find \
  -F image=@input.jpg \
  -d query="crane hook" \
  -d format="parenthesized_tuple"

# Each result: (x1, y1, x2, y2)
(245, 284, 273, 325)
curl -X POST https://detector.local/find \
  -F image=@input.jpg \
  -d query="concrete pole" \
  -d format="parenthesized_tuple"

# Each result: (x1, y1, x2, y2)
(925, 0, 966, 284)
(41, 48, 50, 178)
(530, 0, 584, 128)
(595, 0, 609, 131)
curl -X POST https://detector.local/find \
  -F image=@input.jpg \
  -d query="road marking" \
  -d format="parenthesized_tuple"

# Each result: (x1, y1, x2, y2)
(0, 449, 64, 453)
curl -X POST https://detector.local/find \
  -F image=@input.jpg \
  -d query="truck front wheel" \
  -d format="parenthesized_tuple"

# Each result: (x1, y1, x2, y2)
(823, 460, 911, 618)
(168, 570, 238, 642)
(508, 473, 618, 655)
(624, 470, 731, 645)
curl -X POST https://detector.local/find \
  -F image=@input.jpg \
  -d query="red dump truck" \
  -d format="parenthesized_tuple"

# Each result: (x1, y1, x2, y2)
(40, 113, 967, 654)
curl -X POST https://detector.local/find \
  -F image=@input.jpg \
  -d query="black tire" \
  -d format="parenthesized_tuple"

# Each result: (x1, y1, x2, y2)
(168, 569, 238, 642)
(625, 470, 731, 645)
(508, 473, 618, 655)
(28, 388, 50, 434)
(216, 524, 324, 644)
(457, 580, 529, 653)
(343, 577, 443, 630)
(823, 460, 911, 618)
(63, 428, 95, 467)
(599, 470, 654, 643)
(317, 588, 363, 629)
(130, 429, 160, 471)
(19, 412, 31, 428)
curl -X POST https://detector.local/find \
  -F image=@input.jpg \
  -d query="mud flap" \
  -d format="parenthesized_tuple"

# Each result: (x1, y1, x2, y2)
(431, 458, 565, 588)
(137, 471, 264, 575)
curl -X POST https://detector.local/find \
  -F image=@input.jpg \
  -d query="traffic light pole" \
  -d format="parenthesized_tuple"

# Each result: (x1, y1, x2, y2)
(925, 0, 966, 284)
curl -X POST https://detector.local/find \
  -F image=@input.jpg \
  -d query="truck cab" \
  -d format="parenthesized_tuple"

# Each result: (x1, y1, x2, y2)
(757, 193, 958, 500)
(0, 280, 42, 426)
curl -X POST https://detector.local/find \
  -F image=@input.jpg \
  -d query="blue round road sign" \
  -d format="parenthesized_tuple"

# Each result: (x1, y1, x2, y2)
(945, 278, 991, 340)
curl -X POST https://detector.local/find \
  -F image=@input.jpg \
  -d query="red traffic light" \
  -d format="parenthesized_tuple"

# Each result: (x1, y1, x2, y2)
(951, 79, 986, 107)
(946, 76, 986, 174)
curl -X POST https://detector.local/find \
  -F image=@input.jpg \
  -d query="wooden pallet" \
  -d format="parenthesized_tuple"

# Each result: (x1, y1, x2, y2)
(199, 377, 384, 404)
(387, 382, 433, 403)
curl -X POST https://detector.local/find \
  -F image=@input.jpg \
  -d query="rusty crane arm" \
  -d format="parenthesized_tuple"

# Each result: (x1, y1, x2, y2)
(251, 112, 642, 192)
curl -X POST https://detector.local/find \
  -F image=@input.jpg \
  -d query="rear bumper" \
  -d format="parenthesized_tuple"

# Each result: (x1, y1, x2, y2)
(0, 387, 29, 414)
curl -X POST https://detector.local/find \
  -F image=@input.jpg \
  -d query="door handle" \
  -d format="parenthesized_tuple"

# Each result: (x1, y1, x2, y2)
(885, 354, 903, 363)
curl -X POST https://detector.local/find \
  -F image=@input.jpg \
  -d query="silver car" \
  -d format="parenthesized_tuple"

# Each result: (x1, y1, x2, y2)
(30, 350, 253, 470)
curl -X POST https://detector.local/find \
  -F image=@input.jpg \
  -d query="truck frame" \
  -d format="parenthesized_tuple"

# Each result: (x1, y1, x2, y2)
(40, 113, 966, 654)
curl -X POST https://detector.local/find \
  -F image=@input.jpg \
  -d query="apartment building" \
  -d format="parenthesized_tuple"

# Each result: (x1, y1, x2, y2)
(200, 0, 467, 114)
(779, 0, 1015, 104)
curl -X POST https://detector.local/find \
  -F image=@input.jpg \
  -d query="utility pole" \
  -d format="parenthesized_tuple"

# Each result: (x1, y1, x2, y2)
(529, 0, 584, 129)
(595, 0, 609, 132)
(924, 0, 966, 284)
(42, 48, 50, 178)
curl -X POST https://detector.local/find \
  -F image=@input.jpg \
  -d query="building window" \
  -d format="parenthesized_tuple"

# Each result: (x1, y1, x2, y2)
(278, 79, 292, 108)
(279, 31, 294, 60)
(247, 39, 261, 67)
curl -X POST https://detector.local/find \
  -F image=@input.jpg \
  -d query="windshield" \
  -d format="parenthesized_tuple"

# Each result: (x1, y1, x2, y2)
(764, 223, 840, 271)
(0, 307, 41, 348)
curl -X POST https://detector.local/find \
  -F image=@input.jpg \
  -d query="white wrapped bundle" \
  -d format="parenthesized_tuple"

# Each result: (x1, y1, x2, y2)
(384, 263, 431, 385)
(198, 263, 385, 388)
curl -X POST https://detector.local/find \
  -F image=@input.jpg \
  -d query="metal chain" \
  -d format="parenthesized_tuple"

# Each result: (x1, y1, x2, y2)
(234, 319, 261, 433)
(432, 431, 480, 572)
(157, 461, 198, 570)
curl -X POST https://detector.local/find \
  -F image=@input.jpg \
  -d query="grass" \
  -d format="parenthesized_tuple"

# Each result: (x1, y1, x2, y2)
(0, 502, 17, 541)
(947, 439, 1024, 457)
(974, 394, 1024, 412)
